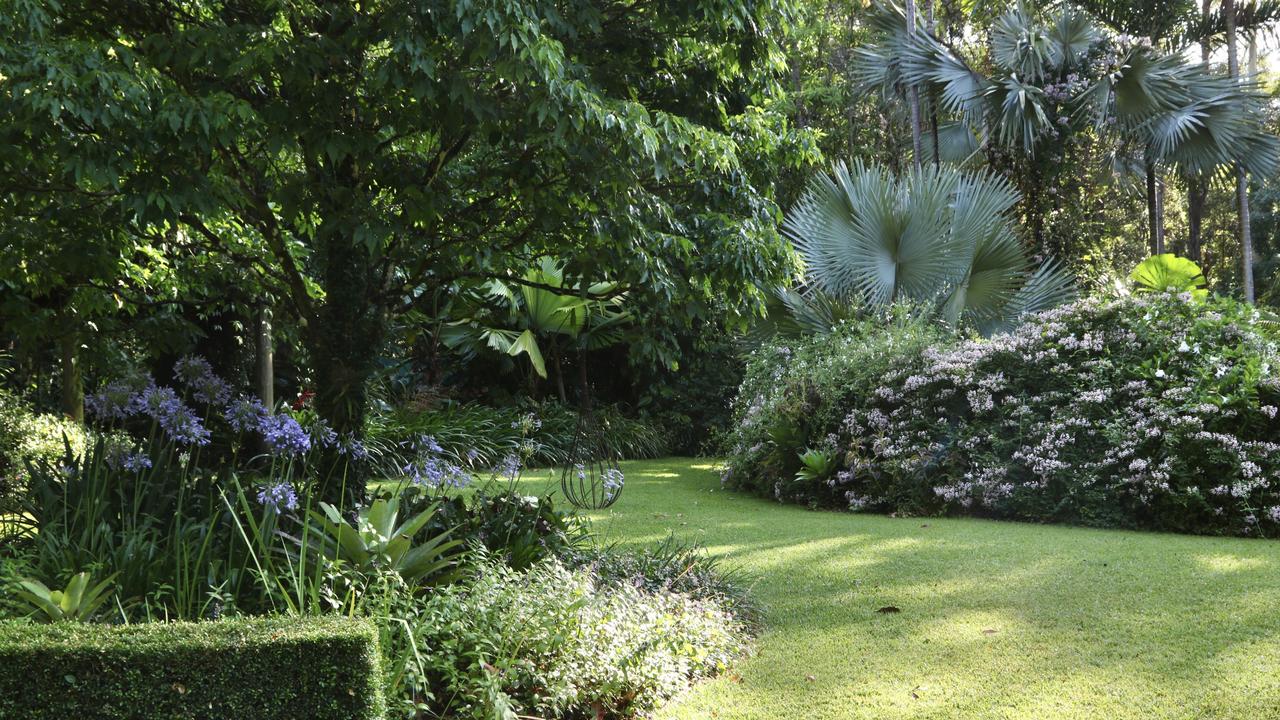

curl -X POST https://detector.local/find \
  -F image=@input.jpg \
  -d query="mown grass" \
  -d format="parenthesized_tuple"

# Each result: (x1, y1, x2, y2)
(517, 458, 1280, 720)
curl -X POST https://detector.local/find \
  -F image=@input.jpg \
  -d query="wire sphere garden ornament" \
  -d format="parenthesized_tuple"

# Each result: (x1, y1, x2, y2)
(560, 415, 624, 509)
(559, 290, 625, 509)
(560, 407, 625, 509)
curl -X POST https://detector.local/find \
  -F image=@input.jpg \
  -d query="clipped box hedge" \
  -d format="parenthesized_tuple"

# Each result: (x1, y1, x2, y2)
(0, 615, 386, 719)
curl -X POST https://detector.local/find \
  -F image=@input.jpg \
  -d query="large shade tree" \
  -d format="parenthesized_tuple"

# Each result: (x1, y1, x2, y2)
(0, 0, 800, 502)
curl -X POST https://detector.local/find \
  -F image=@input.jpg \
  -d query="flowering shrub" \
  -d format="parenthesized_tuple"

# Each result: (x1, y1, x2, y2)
(720, 309, 951, 505)
(726, 292, 1280, 536)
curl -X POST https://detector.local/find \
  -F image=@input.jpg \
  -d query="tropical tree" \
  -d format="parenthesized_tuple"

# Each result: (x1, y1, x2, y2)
(783, 160, 1075, 333)
(441, 258, 630, 401)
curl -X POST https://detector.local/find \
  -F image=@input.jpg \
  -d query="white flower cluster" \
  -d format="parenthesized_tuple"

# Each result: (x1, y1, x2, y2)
(824, 294, 1280, 534)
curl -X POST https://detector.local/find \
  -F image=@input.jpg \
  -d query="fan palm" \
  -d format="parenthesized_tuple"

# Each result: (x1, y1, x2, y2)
(784, 160, 1075, 334)
(853, 1, 1279, 252)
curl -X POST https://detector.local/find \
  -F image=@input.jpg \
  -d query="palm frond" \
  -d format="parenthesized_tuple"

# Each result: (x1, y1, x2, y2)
(784, 161, 1074, 334)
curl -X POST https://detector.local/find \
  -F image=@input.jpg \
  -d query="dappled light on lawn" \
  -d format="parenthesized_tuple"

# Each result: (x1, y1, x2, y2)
(598, 459, 1280, 720)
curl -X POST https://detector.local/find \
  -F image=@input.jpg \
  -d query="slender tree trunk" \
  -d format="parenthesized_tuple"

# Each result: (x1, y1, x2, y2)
(1187, 179, 1206, 264)
(552, 344, 567, 404)
(905, 0, 923, 170)
(1225, 0, 1255, 302)
(59, 321, 83, 423)
(925, 0, 940, 168)
(1186, 0, 1212, 264)
(255, 306, 274, 410)
(1146, 163, 1164, 255)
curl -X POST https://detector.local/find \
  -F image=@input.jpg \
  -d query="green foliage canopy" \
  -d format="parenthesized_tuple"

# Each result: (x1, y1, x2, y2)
(0, 0, 803, 499)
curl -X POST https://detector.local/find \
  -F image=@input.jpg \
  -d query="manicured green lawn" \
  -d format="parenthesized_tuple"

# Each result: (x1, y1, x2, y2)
(523, 458, 1280, 720)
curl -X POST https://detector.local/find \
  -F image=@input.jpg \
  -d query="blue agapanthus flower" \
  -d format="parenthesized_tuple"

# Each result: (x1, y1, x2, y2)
(258, 413, 311, 456)
(494, 453, 522, 480)
(601, 467, 625, 493)
(336, 433, 369, 460)
(139, 385, 211, 446)
(257, 480, 299, 513)
(173, 355, 232, 406)
(225, 396, 269, 434)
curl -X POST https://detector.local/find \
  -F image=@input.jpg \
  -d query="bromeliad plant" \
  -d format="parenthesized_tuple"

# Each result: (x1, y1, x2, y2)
(10, 572, 117, 623)
(306, 498, 462, 591)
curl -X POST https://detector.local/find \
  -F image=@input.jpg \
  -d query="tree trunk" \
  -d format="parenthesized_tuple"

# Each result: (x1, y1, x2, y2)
(1185, 0, 1212, 265)
(905, 0, 923, 170)
(925, 0, 940, 168)
(311, 171, 383, 506)
(255, 306, 274, 410)
(59, 322, 83, 423)
(552, 344, 567, 404)
(1146, 163, 1164, 255)
(1225, 0, 1255, 302)
(1187, 177, 1205, 264)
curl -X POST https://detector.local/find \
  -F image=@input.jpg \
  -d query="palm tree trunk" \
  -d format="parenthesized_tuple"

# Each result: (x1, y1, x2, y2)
(1185, 0, 1212, 265)
(1225, 0, 1255, 302)
(1146, 163, 1164, 255)
(905, 0, 923, 170)
(925, 0, 940, 168)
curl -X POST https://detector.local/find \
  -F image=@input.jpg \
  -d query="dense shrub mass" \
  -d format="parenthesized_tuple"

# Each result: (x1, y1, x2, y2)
(393, 556, 747, 720)
(0, 388, 85, 510)
(368, 402, 671, 471)
(724, 293, 1280, 536)
(0, 616, 385, 720)
(721, 310, 951, 505)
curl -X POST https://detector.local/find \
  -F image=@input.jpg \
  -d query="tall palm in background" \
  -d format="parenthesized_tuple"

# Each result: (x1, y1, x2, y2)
(783, 160, 1075, 334)
(1076, 0, 1280, 288)
(853, 1, 1279, 265)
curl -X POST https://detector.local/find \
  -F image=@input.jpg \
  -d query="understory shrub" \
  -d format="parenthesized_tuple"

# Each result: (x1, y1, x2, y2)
(0, 387, 86, 532)
(368, 402, 670, 472)
(392, 555, 747, 720)
(0, 616, 385, 720)
(422, 487, 591, 571)
(578, 534, 759, 628)
(726, 292, 1280, 536)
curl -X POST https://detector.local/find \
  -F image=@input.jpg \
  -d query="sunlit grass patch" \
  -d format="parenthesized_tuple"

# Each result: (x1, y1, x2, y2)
(591, 459, 1280, 720)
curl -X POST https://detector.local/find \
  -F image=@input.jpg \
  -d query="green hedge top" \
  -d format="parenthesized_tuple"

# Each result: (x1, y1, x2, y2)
(0, 615, 386, 720)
